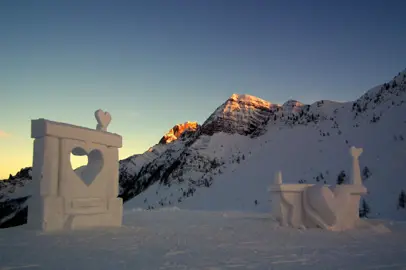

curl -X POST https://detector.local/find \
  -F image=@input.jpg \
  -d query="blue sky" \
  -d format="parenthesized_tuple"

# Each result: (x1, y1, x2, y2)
(1, 0, 405, 178)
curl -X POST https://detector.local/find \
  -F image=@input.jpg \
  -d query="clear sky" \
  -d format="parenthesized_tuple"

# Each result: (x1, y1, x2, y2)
(1, 0, 405, 179)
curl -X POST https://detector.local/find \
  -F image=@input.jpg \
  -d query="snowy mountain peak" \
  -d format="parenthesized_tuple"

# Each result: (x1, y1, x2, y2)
(201, 93, 275, 136)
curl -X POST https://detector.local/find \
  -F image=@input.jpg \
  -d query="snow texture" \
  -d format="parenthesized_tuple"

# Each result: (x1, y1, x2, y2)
(0, 209, 405, 269)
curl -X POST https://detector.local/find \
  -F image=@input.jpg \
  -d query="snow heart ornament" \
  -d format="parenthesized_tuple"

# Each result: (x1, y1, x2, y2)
(95, 109, 112, 131)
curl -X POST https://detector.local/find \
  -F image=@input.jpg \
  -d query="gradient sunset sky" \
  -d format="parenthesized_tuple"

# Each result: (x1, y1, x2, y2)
(1, 0, 406, 179)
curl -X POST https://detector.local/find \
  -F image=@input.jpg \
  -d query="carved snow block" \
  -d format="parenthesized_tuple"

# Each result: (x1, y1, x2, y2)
(270, 183, 367, 231)
(28, 112, 123, 231)
(303, 184, 367, 231)
(269, 184, 314, 228)
(269, 146, 367, 231)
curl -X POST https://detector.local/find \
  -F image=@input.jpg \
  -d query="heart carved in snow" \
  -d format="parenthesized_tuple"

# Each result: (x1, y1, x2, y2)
(306, 185, 351, 227)
(95, 109, 112, 131)
(71, 147, 104, 187)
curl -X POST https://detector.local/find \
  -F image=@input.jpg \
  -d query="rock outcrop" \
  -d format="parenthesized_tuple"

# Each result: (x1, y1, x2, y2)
(159, 122, 200, 144)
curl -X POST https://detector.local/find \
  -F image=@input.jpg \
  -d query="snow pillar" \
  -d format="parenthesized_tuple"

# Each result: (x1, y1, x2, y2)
(350, 146, 363, 185)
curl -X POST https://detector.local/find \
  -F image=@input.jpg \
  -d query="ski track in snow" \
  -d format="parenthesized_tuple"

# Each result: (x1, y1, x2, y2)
(1, 210, 406, 270)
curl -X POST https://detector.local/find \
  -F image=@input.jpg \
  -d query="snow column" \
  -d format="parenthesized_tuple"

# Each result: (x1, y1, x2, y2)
(350, 146, 363, 186)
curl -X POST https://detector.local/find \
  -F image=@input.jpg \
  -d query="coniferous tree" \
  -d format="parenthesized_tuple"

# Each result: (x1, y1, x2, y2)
(336, 170, 346, 185)
(398, 190, 406, 209)
(362, 166, 371, 181)
(359, 199, 370, 218)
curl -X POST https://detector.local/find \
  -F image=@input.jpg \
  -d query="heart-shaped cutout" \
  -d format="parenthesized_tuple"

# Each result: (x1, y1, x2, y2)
(306, 185, 351, 227)
(70, 147, 104, 186)
(95, 109, 111, 131)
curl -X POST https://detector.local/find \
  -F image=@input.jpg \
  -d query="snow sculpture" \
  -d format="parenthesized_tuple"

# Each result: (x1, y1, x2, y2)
(28, 110, 123, 231)
(269, 146, 367, 231)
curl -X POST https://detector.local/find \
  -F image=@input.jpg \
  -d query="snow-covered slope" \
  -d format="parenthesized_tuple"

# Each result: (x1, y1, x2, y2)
(1, 69, 406, 228)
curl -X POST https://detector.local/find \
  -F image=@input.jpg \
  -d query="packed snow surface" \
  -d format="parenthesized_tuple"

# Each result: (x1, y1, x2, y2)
(1, 209, 405, 270)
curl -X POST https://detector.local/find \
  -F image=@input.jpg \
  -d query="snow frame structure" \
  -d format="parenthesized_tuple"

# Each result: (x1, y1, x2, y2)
(28, 110, 123, 231)
(270, 146, 367, 231)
